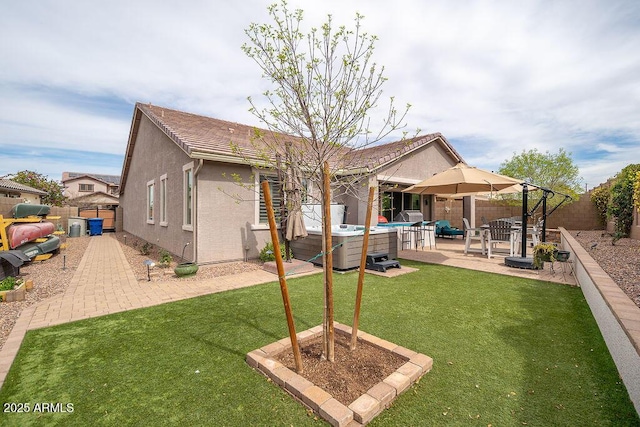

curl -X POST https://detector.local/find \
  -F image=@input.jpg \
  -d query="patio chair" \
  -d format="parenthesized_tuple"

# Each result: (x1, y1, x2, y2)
(486, 219, 515, 258)
(434, 220, 464, 239)
(462, 218, 485, 255)
(511, 219, 542, 256)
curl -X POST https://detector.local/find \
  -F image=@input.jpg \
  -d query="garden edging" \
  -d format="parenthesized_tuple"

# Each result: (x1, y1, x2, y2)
(560, 228, 640, 415)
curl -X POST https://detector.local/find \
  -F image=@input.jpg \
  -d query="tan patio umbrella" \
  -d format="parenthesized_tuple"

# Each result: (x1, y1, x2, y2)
(435, 183, 539, 200)
(403, 163, 523, 195)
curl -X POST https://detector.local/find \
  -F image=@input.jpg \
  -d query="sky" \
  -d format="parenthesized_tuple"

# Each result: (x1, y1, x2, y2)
(1, 0, 638, 190)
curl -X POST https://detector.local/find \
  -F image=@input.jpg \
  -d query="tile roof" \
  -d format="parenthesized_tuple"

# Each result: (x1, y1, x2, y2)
(121, 103, 463, 190)
(0, 179, 47, 195)
(343, 133, 460, 171)
(62, 172, 121, 185)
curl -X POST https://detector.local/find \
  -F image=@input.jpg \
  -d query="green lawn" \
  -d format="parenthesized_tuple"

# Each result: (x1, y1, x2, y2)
(1, 260, 638, 426)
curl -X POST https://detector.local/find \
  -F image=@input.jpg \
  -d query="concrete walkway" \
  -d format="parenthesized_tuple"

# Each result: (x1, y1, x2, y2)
(0, 234, 575, 390)
(0, 234, 282, 389)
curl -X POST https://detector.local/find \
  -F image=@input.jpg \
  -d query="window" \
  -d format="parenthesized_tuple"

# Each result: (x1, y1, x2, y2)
(380, 188, 420, 221)
(160, 174, 168, 226)
(183, 163, 194, 230)
(146, 180, 155, 224)
(79, 184, 94, 192)
(403, 193, 420, 211)
(259, 174, 282, 224)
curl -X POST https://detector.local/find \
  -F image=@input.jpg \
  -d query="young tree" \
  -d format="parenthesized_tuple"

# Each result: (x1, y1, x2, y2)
(242, 1, 411, 361)
(498, 148, 582, 210)
(9, 170, 67, 207)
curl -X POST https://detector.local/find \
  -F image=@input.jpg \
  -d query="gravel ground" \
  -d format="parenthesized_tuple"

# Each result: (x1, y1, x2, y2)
(570, 230, 640, 308)
(1, 230, 637, 352)
(112, 232, 263, 282)
(0, 233, 262, 351)
(0, 235, 91, 350)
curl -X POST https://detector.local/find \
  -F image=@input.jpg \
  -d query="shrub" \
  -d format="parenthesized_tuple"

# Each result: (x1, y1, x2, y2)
(259, 242, 291, 262)
(159, 249, 173, 267)
(533, 243, 557, 269)
(634, 171, 640, 211)
(609, 164, 640, 236)
(590, 185, 610, 227)
(140, 242, 152, 256)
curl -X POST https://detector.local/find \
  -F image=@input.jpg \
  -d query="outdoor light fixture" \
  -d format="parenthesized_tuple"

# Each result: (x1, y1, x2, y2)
(143, 259, 155, 281)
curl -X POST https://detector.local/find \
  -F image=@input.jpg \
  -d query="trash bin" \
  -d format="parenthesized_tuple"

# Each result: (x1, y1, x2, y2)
(68, 216, 87, 236)
(69, 223, 81, 238)
(87, 218, 104, 236)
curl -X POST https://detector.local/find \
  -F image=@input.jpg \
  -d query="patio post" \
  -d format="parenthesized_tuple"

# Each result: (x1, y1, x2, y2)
(521, 184, 528, 258)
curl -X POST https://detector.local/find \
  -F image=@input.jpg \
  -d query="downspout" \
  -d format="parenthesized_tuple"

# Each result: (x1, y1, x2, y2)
(193, 159, 204, 263)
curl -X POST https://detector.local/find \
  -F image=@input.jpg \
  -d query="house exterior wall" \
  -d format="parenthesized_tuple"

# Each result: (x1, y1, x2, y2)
(337, 143, 458, 226)
(120, 115, 196, 261)
(195, 163, 272, 263)
(64, 178, 111, 198)
(0, 193, 41, 204)
(338, 175, 377, 225)
(376, 142, 459, 223)
(376, 141, 458, 183)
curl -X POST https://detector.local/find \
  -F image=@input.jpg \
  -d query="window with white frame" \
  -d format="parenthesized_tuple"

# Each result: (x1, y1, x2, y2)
(160, 174, 168, 226)
(79, 183, 94, 192)
(183, 163, 194, 230)
(146, 180, 155, 224)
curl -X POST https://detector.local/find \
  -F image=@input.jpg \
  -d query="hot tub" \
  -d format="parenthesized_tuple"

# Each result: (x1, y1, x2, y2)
(290, 224, 397, 270)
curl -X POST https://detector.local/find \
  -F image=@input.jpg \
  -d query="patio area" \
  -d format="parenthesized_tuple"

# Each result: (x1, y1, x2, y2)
(398, 234, 577, 286)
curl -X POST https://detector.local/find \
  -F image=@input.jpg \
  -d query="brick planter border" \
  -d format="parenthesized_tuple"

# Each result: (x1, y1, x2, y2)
(247, 322, 432, 426)
(0, 280, 26, 302)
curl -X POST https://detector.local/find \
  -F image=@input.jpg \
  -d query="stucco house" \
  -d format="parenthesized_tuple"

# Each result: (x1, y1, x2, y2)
(119, 103, 464, 264)
(0, 179, 47, 204)
(62, 172, 120, 205)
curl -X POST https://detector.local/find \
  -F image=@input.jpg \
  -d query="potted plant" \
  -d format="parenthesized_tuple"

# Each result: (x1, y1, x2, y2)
(533, 242, 557, 269)
(174, 243, 198, 277)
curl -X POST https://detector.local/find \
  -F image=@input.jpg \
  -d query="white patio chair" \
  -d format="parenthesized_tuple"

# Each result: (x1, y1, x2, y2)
(512, 219, 542, 256)
(463, 218, 485, 255)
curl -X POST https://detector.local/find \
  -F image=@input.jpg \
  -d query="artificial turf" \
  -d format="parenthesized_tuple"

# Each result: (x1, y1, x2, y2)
(0, 260, 638, 426)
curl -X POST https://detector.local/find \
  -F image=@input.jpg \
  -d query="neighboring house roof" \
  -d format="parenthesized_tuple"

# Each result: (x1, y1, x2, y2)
(0, 179, 47, 195)
(62, 172, 121, 186)
(121, 102, 463, 193)
(70, 191, 119, 206)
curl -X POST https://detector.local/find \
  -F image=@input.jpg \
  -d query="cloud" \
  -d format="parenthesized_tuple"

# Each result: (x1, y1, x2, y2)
(0, 0, 638, 188)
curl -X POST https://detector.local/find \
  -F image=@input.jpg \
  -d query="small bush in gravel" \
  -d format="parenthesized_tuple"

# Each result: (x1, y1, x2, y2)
(159, 249, 173, 267)
(140, 242, 152, 256)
